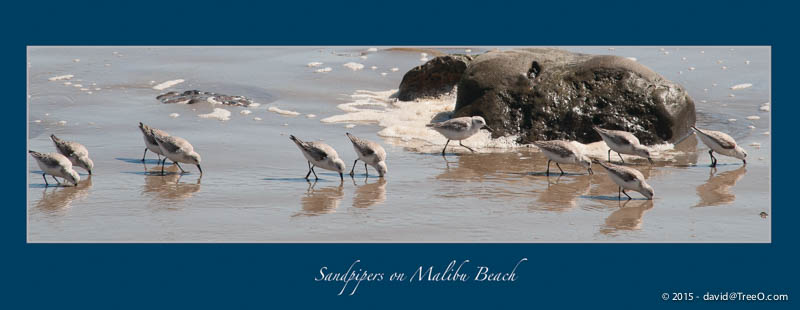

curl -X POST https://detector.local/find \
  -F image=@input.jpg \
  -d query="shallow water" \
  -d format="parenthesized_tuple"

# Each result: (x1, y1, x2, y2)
(27, 46, 771, 242)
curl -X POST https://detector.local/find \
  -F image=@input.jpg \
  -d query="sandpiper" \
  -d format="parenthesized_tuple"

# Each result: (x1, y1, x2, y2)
(596, 160, 654, 200)
(290, 135, 346, 181)
(138, 122, 168, 162)
(593, 126, 653, 164)
(692, 126, 747, 167)
(426, 116, 493, 155)
(50, 134, 94, 175)
(29, 150, 80, 186)
(346, 133, 387, 177)
(152, 131, 203, 175)
(532, 140, 593, 175)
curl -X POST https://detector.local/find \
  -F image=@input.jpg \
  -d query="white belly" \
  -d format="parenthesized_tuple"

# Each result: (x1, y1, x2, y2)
(601, 136, 635, 155)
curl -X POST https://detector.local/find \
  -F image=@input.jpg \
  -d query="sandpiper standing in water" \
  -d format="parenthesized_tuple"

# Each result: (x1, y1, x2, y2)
(692, 126, 747, 167)
(345, 133, 387, 178)
(532, 140, 593, 175)
(152, 131, 203, 176)
(50, 134, 94, 175)
(138, 122, 168, 162)
(596, 160, 654, 200)
(29, 150, 80, 186)
(593, 126, 653, 164)
(290, 135, 346, 181)
(426, 116, 493, 155)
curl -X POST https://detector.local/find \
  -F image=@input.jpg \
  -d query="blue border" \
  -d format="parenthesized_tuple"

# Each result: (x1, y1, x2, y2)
(6, 1, 794, 308)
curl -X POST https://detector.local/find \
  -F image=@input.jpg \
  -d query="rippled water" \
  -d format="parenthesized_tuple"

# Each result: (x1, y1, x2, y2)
(27, 46, 770, 242)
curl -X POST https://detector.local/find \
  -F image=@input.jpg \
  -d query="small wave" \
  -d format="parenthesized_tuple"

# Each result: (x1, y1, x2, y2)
(321, 89, 520, 153)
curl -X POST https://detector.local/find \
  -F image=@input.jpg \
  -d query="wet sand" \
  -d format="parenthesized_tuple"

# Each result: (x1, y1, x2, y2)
(27, 46, 770, 242)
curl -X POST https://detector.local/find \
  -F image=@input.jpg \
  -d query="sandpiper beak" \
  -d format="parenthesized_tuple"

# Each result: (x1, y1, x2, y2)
(484, 126, 494, 133)
(743, 159, 746, 165)
(197, 165, 203, 175)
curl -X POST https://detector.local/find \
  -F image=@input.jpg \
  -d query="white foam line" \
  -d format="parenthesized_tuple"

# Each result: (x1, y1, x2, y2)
(268, 107, 301, 116)
(48, 74, 74, 81)
(152, 79, 185, 90)
(730, 83, 753, 90)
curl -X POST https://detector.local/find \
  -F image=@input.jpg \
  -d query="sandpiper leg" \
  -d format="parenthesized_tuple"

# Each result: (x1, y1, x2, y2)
(617, 152, 625, 164)
(556, 162, 565, 175)
(622, 189, 632, 200)
(349, 159, 358, 176)
(365, 163, 369, 178)
(161, 157, 168, 171)
(174, 162, 186, 173)
(339, 172, 343, 181)
(42, 173, 49, 186)
(311, 166, 319, 180)
(546, 160, 551, 176)
(459, 140, 476, 153)
(52, 176, 61, 184)
(709, 150, 717, 167)
(441, 139, 451, 155)
(618, 187, 621, 199)
(141, 148, 148, 162)
(608, 149, 612, 162)
(305, 162, 312, 180)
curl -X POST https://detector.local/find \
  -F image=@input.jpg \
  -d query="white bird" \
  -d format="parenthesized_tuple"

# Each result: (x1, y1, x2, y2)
(290, 135, 346, 181)
(596, 161, 654, 200)
(151, 130, 203, 175)
(593, 127, 653, 164)
(138, 122, 168, 162)
(692, 126, 747, 167)
(29, 150, 80, 186)
(50, 134, 93, 175)
(533, 140, 593, 175)
(346, 133, 387, 177)
(426, 116, 493, 155)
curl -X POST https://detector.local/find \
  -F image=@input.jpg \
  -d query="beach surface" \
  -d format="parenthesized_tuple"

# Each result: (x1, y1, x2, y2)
(27, 46, 770, 242)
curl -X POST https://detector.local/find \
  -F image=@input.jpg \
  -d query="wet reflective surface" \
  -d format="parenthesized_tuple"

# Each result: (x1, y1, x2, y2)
(28, 46, 770, 242)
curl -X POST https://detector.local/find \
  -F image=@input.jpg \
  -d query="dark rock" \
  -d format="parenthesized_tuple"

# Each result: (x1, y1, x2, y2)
(156, 90, 254, 107)
(450, 48, 695, 145)
(397, 55, 473, 101)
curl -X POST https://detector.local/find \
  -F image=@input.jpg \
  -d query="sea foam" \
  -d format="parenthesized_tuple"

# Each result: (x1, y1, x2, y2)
(153, 79, 185, 90)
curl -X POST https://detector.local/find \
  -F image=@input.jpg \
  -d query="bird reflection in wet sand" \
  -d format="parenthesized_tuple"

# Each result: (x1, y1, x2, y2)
(600, 199, 654, 234)
(353, 177, 387, 208)
(295, 181, 344, 216)
(694, 166, 746, 208)
(33, 176, 93, 215)
(536, 175, 591, 212)
(142, 165, 201, 202)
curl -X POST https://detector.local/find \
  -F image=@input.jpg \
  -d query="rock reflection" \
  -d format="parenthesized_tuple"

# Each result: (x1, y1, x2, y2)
(353, 178, 387, 208)
(142, 165, 201, 202)
(296, 181, 344, 216)
(694, 166, 746, 207)
(33, 176, 93, 214)
(600, 199, 654, 234)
